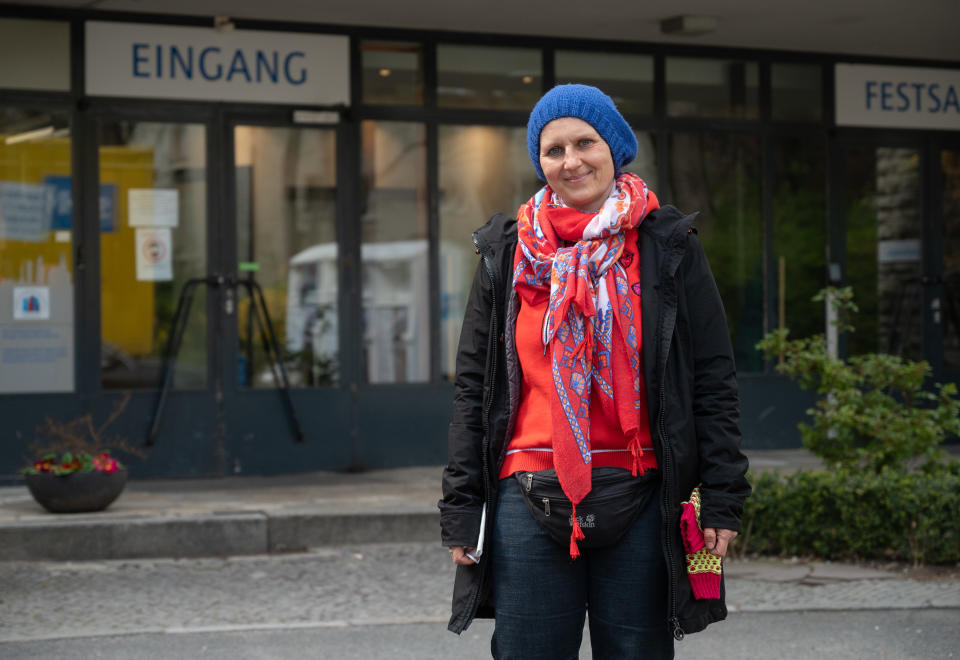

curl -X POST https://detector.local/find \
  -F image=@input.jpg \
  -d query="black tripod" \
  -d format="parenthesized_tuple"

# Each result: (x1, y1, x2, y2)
(147, 275, 305, 446)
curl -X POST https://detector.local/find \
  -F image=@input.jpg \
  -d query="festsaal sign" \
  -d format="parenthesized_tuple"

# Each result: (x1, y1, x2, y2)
(836, 63, 960, 130)
(85, 21, 349, 106)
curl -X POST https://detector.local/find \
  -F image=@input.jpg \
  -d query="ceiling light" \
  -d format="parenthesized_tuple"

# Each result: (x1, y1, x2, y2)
(379, 68, 392, 77)
(660, 15, 718, 36)
(4, 126, 54, 145)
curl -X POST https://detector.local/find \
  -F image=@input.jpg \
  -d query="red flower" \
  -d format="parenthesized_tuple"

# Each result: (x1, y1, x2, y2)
(93, 453, 119, 473)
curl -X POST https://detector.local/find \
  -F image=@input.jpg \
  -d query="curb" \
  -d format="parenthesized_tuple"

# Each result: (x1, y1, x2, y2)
(0, 510, 441, 561)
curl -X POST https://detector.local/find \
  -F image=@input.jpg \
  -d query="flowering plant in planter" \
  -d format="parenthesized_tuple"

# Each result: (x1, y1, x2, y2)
(20, 393, 145, 513)
(22, 450, 123, 477)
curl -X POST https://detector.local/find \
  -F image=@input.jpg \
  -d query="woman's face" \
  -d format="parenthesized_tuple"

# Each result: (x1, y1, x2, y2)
(539, 117, 616, 213)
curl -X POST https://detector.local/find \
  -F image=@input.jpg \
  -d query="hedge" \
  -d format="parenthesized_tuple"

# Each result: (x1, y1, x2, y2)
(740, 464, 960, 565)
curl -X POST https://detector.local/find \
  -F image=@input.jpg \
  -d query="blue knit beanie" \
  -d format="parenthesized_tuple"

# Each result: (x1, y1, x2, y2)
(527, 84, 637, 182)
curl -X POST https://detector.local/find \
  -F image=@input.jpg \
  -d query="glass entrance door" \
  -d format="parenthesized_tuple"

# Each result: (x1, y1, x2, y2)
(842, 140, 960, 382)
(224, 119, 352, 473)
(91, 113, 221, 475)
(844, 144, 924, 360)
(939, 147, 960, 374)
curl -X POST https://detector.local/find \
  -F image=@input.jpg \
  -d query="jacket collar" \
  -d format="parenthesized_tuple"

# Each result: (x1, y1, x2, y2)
(472, 212, 517, 257)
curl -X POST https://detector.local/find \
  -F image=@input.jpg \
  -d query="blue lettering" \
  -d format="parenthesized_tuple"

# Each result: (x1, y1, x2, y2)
(896, 82, 909, 111)
(880, 82, 893, 110)
(133, 43, 149, 78)
(284, 51, 306, 85)
(199, 47, 222, 81)
(911, 83, 925, 111)
(928, 83, 942, 113)
(227, 49, 252, 82)
(156, 44, 162, 78)
(170, 45, 193, 79)
(865, 81, 877, 109)
(256, 50, 278, 83)
(945, 85, 960, 113)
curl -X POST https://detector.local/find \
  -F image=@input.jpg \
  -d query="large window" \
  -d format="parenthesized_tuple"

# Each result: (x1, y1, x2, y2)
(845, 146, 923, 360)
(669, 133, 764, 372)
(99, 121, 207, 390)
(555, 51, 654, 116)
(437, 45, 541, 110)
(666, 57, 759, 120)
(771, 63, 822, 123)
(625, 132, 658, 193)
(360, 121, 429, 383)
(361, 41, 424, 106)
(0, 108, 74, 393)
(772, 136, 827, 339)
(943, 149, 960, 370)
(235, 125, 339, 388)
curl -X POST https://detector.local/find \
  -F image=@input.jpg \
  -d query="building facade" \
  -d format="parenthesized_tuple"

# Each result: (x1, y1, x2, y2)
(1, 4, 959, 480)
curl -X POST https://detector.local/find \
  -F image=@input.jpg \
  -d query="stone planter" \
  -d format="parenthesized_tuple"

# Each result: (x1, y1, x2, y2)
(25, 469, 128, 514)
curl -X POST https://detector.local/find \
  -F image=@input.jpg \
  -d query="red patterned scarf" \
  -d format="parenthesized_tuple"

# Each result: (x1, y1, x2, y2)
(513, 172, 659, 557)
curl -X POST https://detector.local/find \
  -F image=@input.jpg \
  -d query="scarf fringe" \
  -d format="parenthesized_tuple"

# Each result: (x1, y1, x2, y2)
(569, 502, 586, 559)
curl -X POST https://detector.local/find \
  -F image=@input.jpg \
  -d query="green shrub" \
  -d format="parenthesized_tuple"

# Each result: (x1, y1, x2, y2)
(756, 287, 960, 473)
(742, 467, 960, 565)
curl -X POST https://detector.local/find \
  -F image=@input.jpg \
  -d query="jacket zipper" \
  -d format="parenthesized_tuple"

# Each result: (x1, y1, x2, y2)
(657, 229, 686, 642)
(463, 233, 499, 627)
(660, 381, 683, 641)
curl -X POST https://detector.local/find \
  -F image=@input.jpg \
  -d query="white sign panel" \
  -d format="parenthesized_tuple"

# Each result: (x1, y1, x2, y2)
(878, 239, 922, 263)
(85, 21, 349, 106)
(13, 286, 50, 320)
(128, 188, 179, 227)
(136, 228, 173, 281)
(836, 64, 960, 130)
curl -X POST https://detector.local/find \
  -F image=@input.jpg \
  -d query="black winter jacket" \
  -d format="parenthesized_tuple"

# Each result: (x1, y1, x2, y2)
(439, 206, 751, 639)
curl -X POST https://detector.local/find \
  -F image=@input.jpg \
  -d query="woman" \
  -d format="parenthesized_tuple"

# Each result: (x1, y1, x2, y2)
(439, 84, 750, 659)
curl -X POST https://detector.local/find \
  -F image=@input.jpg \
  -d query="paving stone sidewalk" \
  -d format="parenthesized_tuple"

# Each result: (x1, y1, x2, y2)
(0, 544, 957, 644)
(724, 558, 960, 612)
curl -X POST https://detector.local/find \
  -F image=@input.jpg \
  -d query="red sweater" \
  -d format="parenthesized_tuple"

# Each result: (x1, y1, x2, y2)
(499, 226, 657, 480)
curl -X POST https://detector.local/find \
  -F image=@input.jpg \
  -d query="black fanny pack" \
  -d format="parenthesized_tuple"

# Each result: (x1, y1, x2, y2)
(514, 467, 659, 551)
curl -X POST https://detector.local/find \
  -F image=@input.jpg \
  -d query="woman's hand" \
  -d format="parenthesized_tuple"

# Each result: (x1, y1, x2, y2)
(449, 546, 478, 566)
(702, 528, 738, 558)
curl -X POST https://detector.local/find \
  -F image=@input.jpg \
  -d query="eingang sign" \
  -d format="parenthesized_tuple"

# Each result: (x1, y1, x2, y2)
(836, 63, 960, 131)
(85, 21, 349, 106)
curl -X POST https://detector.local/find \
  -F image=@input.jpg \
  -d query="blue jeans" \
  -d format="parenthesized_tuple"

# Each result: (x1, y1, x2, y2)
(491, 476, 674, 660)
